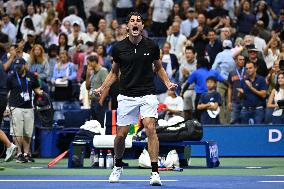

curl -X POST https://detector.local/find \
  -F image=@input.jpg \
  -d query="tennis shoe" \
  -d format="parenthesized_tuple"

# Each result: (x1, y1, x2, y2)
(109, 166, 123, 183)
(5, 143, 17, 162)
(150, 172, 162, 186)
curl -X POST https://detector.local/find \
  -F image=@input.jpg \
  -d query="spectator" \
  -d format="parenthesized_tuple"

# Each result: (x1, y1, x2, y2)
(51, 50, 77, 101)
(163, 89, 183, 120)
(161, 42, 179, 83)
(267, 71, 284, 124)
(228, 54, 246, 124)
(21, 17, 36, 42)
(205, 29, 223, 67)
(212, 40, 237, 124)
(181, 57, 224, 121)
(85, 55, 109, 126)
(189, 13, 209, 57)
(166, 21, 187, 62)
(168, 3, 183, 25)
(1, 14, 17, 44)
(234, 0, 256, 38)
(247, 44, 268, 77)
(265, 60, 282, 123)
(149, 0, 173, 37)
(20, 4, 43, 36)
(67, 21, 90, 46)
(86, 22, 98, 43)
(197, 76, 222, 125)
(250, 26, 266, 53)
(47, 44, 59, 82)
(7, 57, 43, 163)
(179, 46, 197, 119)
(115, 0, 134, 24)
(60, 20, 72, 35)
(207, 0, 228, 28)
(180, 0, 190, 20)
(272, 9, 284, 33)
(62, 6, 86, 32)
(58, 33, 70, 52)
(28, 44, 50, 92)
(94, 19, 107, 46)
(180, 8, 198, 38)
(44, 18, 61, 47)
(237, 61, 268, 124)
(263, 34, 281, 70)
(254, 1, 270, 29)
(63, 0, 86, 21)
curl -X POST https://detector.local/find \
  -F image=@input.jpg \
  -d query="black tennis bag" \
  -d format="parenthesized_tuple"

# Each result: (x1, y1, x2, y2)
(156, 120, 203, 142)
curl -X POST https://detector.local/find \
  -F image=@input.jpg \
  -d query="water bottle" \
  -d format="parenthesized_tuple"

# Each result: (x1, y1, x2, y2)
(98, 150, 105, 168)
(249, 118, 254, 125)
(90, 148, 95, 167)
(106, 150, 114, 169)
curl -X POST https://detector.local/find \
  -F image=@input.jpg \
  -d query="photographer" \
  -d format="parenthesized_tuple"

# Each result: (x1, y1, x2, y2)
(267, 71, 284, 124)
(7, 58, 43, 163)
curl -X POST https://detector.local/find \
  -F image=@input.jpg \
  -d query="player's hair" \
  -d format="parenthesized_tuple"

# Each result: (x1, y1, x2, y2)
(126, 12, 144, 24)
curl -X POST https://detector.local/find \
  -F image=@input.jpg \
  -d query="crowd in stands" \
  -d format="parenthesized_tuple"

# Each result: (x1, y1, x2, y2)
(0, 0, 284, 149)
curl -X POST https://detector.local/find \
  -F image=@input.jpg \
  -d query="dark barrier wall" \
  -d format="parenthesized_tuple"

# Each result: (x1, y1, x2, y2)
(191, 125, 284, 156)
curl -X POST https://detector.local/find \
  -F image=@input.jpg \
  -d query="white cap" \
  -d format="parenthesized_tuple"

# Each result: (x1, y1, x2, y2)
(223, 40, 232, 48)
(72, 20, 80, 26)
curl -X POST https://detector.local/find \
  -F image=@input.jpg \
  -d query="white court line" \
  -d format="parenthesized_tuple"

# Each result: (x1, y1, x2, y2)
(264, 175, 284, 177)
(259, 181, 284, 183)
(0, 180, 178, 182)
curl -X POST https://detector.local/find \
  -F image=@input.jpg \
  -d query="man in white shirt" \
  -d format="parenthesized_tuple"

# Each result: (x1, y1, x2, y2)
(68, 21, 91, 46)
(163, 90, 183, 120)
(149, 0, 174, 37)
(20, 4, 43, 36)
(62, 6, 86, 32)
(166, 21, 187, 62)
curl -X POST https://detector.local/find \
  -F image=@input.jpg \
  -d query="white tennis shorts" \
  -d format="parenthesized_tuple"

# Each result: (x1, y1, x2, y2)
(116, 94, 159, 126)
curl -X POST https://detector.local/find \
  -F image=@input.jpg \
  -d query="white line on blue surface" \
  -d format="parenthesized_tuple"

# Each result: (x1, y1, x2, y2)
(259, 181, 284, 183)
(0, 180, 178, 182)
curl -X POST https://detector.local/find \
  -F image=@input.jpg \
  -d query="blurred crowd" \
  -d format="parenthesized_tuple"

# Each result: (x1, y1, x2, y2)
(0, 0, 284, 134)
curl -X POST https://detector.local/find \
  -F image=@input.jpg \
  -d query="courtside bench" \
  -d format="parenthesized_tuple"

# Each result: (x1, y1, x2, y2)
(68, 139, 220, 168)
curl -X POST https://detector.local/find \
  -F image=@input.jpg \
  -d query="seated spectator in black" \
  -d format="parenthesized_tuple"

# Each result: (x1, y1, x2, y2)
(23, 31, 45, 53)
(237, 61, 268, 124)
(51, 50, 77, 101)
(267, 71, 284, 124)
(197, 76, 222, 125)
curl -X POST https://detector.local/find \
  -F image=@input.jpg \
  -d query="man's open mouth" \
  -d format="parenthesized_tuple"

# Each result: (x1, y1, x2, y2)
(133, 26, 139, 32)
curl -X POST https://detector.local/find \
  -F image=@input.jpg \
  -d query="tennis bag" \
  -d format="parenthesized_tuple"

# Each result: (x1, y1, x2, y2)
(156, 119, 203, 142)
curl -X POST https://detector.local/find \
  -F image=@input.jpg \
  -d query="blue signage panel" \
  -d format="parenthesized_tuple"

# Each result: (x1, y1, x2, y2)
(191, 125, 284, 156)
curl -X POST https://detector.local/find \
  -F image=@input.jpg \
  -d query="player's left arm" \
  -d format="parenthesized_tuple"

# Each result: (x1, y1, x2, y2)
(153, 59, 178, 90)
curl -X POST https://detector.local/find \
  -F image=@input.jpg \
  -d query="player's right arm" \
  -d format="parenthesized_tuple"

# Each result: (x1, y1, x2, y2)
(94, 61, 119, 96)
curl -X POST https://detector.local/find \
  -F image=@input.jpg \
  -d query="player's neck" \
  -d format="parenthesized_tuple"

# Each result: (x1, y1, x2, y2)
(129, 35, 142, 45)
